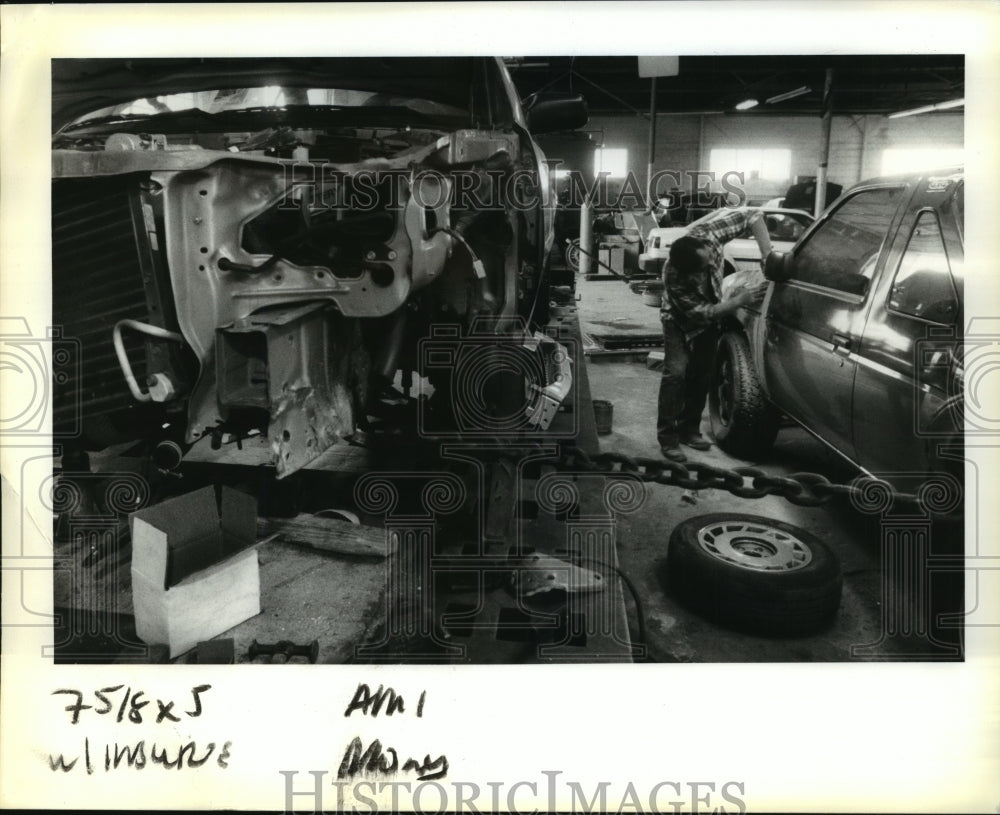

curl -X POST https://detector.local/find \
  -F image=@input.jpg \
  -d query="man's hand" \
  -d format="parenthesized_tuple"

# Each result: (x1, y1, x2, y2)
(716, 282, 768, 317)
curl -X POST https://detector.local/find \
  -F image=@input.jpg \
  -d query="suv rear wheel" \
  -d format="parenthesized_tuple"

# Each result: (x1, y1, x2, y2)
(709, 331, 779, 459)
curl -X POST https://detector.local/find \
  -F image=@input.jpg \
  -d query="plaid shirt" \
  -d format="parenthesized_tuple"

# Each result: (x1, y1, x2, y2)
(660, 207, 762, 341)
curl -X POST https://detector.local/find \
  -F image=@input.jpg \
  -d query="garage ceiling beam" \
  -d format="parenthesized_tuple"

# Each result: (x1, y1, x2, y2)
(509, 55, 963, 117)
(570, 69, 650, 120)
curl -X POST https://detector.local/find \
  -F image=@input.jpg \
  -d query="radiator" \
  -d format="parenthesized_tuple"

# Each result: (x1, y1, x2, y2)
(52, 176, 152, 436)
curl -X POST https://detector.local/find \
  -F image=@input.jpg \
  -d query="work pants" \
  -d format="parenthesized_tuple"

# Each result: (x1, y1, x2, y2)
(656, 318, 717, 448)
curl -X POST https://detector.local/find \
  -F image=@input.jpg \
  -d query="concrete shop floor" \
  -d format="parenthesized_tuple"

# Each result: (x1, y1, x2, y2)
(576, 275, 964, 662)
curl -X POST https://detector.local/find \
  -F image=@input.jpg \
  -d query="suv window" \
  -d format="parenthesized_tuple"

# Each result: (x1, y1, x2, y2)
(758, 212, 810, 243)
(792, 186, 904, 295)
(887, 211, 959, 325)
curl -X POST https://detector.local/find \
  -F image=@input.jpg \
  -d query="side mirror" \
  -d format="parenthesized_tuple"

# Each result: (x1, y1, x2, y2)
(522, 93, 589, 134)
(839, 273, 871, 297)
(764, 250, 794, 282)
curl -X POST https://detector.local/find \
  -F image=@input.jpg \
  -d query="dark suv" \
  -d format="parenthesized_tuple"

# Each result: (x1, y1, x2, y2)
(709, 169, 964, 497)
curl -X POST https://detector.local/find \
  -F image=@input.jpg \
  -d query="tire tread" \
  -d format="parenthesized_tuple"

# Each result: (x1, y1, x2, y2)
(710, 331, 779, 459)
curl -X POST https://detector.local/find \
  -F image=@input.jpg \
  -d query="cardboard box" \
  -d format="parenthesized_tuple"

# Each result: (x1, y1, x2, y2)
(130, 486, 261, 658)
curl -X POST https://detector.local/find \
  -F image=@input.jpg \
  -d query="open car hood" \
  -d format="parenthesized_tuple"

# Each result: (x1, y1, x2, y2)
(52, 57, 486, 131)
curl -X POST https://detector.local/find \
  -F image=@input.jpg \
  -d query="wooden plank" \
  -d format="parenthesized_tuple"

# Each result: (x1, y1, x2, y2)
(257, 515, 395, 559)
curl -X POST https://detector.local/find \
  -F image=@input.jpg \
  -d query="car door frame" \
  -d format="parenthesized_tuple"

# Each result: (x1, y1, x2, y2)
(760, 181, 914, 465)
(852, 177, 964, 477)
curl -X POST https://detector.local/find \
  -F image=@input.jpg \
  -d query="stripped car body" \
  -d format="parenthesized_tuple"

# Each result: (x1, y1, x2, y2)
(52, 58, 586, 475)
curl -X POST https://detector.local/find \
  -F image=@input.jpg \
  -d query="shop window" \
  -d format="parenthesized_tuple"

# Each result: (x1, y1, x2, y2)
(594, 148, 628, 178)
(709, 148, 791, 182)
(881, 147, 963, 175)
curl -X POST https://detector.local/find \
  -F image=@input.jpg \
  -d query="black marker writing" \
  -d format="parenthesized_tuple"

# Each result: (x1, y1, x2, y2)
(51, 684, 212, 725)
(337, 737, 448, 781)
(156, 699, 180, 724)
(51, 689, 90, 724)
(93, 686, 122, 716)
(48, 753, 77, 772)
(108, 741, 145, 770)
(186, 685, 211, 718)
(344, 684, 426, 718)
(49, 738, 233, 773)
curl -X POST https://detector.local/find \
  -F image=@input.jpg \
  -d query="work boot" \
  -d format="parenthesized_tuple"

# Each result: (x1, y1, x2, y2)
(681, 433, 711, 451)
(660, 445, 687, 463)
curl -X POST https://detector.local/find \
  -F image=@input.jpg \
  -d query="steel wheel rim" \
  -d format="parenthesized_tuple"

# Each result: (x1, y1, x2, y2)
(566, 240, 581, 271)
(697, 520, 813, 572)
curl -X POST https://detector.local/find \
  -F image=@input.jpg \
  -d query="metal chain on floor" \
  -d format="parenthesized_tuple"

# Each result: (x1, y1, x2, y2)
(543, 444, 931, 512)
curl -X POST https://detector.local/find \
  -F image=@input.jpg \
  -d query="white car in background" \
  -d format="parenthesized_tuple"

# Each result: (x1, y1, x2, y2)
(639, 207, 814, 276)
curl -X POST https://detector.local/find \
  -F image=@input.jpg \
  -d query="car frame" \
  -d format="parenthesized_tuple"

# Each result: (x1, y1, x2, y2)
(51, 58, 588, 477)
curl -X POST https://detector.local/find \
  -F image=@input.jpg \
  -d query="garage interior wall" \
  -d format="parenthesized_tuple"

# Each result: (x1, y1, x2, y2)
(576, 113, 963, 200)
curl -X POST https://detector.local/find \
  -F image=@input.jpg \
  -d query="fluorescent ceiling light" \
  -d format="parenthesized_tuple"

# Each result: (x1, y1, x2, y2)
(735, 98, 759, 111)
(766, 86, 811, 104)
(888, 98, 964, 118)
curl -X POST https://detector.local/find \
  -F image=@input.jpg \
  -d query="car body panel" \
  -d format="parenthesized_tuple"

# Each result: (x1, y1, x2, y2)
(851, 176, 963, 475)
(763, 280, 870, 459)
(727, 168, 964, 485)
(762, 184, 912, 458)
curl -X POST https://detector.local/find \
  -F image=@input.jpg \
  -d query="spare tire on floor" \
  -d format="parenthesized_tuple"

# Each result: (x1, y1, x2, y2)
(666, 513, 842, 636)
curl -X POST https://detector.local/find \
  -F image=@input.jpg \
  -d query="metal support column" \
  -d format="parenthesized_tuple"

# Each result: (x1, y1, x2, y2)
(857, 115, 869, 182)
(579, 197, 593, 276)
(816, 68, 834, 217)
(647, 77, 658, 210)
(698, 115, 706, 174)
